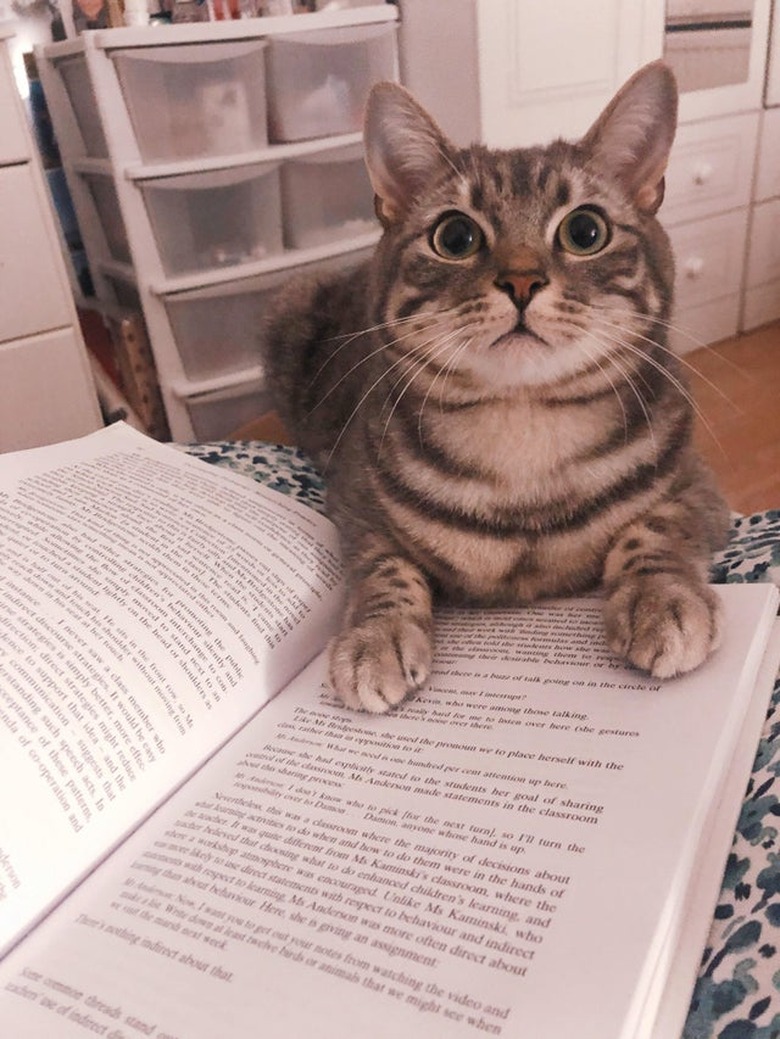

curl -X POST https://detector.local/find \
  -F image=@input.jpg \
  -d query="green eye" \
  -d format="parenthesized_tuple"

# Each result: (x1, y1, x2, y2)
(431, 212, 483, 260)
(557, 207, 610, 256)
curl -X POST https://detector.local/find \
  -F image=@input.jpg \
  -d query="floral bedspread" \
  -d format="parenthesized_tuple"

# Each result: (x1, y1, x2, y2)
(182, 440, 780, 1038)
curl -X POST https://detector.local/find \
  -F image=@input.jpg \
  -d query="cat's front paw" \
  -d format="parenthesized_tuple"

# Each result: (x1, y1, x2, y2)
(328, 616, 434, 713)
(603, 575, 722, 679)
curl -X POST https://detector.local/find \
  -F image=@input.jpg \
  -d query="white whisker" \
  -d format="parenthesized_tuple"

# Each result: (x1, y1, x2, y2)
(554, 318, 651, 450)
(323, 321, 478, 471)
(588, 318, 726, 455)
(592, 310, 742, 412)
(379, 327, 469, 455)
(307, 306, 465, 389)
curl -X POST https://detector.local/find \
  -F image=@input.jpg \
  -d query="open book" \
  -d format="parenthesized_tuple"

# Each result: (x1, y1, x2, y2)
(1, 423, 778, 1039)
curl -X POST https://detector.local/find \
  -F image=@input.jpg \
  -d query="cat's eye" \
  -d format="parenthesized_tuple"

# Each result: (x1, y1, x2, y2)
(557, 207, 610, 256)
(430, 212, 484, 260)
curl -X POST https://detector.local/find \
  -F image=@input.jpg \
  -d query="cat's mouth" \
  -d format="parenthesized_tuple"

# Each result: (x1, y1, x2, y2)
(491, 319, 548, 349)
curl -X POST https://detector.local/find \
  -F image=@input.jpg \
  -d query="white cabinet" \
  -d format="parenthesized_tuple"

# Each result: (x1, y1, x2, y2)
(744, 117, 780, 328)
(0, 25, 101, 453)
(0, 47, 28, 164)
(765, 0, 780, 106)
(660, 111, 759, 350)
(39, 6, 399, 441)
(741, 15, 780, 331)
(665, 208, 751, 349)
(661, 112, 758, 226)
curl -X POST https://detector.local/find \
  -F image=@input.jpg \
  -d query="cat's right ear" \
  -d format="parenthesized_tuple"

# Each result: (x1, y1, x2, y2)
(364, 83, 456, 227)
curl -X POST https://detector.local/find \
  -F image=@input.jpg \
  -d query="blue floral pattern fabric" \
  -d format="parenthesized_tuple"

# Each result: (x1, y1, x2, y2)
(180, 440, 328, 514)
(182, 441, 780, 1036)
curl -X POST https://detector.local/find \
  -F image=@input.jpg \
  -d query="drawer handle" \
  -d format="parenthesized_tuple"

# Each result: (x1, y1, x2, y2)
(693, 162, 713, 186)
(684, 257, 705, 279)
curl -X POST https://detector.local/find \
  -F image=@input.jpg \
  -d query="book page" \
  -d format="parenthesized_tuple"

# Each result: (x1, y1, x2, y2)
(0, 585, 776, 1039)
(641, 624, 780, 1039)
(0, 424, 343, 953)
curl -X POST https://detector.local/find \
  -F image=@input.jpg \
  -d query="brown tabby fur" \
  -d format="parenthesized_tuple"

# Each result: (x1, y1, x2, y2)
(260, 62, 729, 712)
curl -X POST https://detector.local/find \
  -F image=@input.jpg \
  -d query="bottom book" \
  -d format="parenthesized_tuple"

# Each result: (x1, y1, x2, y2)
(0, 423, 778, 1038)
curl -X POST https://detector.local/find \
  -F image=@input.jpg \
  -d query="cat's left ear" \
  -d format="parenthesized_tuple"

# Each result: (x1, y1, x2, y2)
(581, 61, 678, 215)
(364, 82, 458, 227)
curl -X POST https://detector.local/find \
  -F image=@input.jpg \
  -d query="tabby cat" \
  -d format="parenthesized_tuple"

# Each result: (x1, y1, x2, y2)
(260, 61, 729, 713)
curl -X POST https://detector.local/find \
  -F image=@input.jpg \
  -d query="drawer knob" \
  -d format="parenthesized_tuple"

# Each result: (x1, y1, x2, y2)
(693, 162, 713, 186)
(684, 257, 705, 279)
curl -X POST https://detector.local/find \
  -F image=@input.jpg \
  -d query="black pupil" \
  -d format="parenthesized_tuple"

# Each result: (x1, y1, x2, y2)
(567, 211, 600, 250)
(440, 217, 476, 255)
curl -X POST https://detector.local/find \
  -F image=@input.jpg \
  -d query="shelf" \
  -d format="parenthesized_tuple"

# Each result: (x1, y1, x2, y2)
(123, 131, 364, 181)
(73, 156, 113, 176)
(98, 258, 137, 283)
(151, 228, 380, 296)
(88, 4, 397, 51)
(170, 364, 265, 399)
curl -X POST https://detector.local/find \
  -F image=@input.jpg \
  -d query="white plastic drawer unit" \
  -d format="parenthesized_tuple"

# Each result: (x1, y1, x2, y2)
(82, 171, 131, 264)
(164, 269, 291, 380)
(57, 55, 109, 158)
(281, 142, 376, 249)
(140, 161, 283, 276)
(164, 247, 375, 380)
(183, 379, 270, 441)
(266, 22, 398, 142)
(112, 41, 269, 162)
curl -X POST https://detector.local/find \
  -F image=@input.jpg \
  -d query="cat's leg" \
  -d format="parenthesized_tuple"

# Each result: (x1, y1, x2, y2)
(328, 536, 434, 713)
(601, 495, 728, 678)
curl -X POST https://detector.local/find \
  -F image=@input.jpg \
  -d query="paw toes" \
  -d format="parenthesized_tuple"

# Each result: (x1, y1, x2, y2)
(328, 620, 432, 712)
(605, 580, 722, 679)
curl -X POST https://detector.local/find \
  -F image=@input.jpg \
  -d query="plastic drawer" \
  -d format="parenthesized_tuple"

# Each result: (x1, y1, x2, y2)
(164, 244, 375, 379)
(112, 41, 269, 162)
(164, 269, 291, 380)
(281, 142, 375, 249)
(57, 55, 108, 158)
(184, 379, 271, 440)
(266, 23, 397, 142)
(83, 172, 131, 264)
(140, 162, 283, 276)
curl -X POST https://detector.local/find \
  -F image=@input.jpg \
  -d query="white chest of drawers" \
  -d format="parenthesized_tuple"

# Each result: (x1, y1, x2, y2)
(0, 24, 101, 453)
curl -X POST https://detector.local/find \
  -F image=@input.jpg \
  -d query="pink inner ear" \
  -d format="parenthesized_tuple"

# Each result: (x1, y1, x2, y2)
(581, 62, 677, 214)
(363, 83, 457, 225)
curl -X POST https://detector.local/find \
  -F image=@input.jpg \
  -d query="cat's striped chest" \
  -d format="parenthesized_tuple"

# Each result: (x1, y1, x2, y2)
(407, 393, 630, 501)
(361, 392, 669, 603)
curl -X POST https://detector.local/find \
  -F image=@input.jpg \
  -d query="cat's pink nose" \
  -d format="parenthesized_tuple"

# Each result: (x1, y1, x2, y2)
(495, 269, 548, 310)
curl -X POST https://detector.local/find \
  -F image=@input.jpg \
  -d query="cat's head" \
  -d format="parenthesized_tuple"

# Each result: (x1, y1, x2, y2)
(363, 62, 678, 392)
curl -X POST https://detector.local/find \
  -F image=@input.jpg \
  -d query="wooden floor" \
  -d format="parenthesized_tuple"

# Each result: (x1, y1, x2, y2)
(236, 322, 780, 516)
(687, 321, 780, 514)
